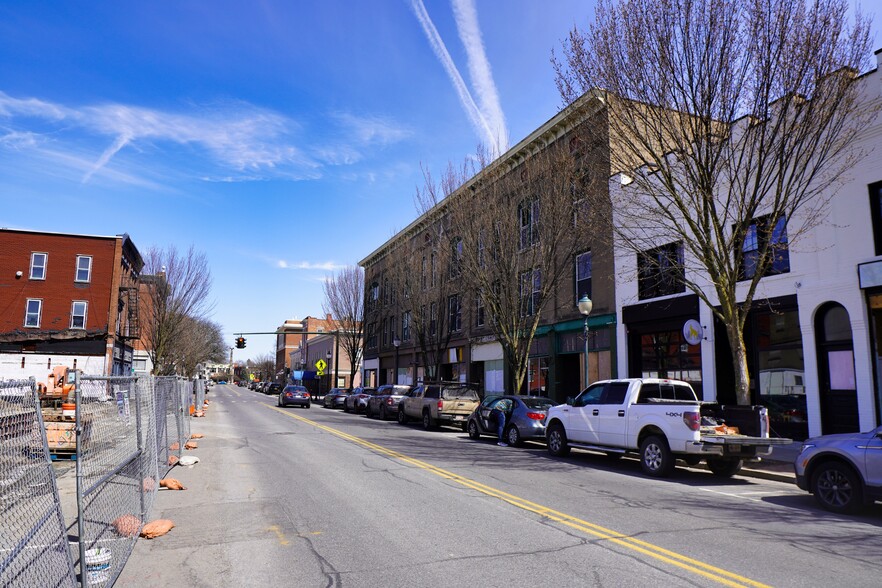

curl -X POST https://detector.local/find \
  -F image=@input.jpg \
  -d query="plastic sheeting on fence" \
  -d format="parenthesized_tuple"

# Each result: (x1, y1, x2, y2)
(0, 378, 77, 588)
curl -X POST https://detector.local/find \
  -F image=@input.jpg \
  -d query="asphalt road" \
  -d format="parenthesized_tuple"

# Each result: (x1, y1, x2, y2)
(116, 384, 882, 588)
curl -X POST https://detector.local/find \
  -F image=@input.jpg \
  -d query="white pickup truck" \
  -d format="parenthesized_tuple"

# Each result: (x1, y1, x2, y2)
(544, 378, 791, 477)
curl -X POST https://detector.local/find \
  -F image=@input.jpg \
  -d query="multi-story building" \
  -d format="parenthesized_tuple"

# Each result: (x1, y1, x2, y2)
(610, 52, 882, 441)
(360, 94, 618, 402)
(276, 314, 343, 386)
(0, 228, 143, 380)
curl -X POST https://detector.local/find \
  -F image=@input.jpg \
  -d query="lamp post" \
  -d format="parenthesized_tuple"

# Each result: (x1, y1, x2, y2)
(392, 337, 401, 384)
(325, 349, 332, 395)
(578, 295, 593, 390)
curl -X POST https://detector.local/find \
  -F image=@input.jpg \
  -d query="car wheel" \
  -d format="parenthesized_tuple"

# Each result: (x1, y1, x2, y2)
(506, 425, 522, 447)
(422, 410, 434, 430)
(546, 423, 570, 457)
(277, 397, 282, 407)
(397, 409, 408, 425)
(467, 419, 481, 440)
(640, 435, 675, 477)
(305, 403, 311, 409)
(380, 405, 387, 420)
(707, 457, 742, 477)
(812, 461, 864, 514)
(343, 404, 350, 413)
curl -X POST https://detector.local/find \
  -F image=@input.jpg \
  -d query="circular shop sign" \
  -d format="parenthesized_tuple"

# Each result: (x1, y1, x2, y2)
(682, 319, 703, 346)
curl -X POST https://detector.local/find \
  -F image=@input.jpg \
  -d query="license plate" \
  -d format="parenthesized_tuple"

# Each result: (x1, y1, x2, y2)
(454, 416, 464, 421)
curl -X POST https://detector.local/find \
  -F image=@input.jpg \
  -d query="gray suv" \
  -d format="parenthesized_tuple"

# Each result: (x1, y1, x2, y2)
(794, 425, 882, 513)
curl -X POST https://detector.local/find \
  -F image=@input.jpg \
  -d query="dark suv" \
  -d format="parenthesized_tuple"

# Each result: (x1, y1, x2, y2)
(795, 425, 882, 513)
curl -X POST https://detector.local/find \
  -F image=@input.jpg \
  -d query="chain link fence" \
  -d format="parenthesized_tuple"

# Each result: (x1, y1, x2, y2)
(0, 378, 77, 588)
(0, 372, 194, 587)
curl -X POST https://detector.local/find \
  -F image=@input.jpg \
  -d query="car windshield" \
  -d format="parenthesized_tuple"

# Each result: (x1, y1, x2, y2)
(441, 386, 480, 401)
(521, 397, 555, 410)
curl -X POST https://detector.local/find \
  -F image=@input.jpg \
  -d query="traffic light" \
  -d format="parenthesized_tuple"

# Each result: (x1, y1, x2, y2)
(235, 337, 246, 349)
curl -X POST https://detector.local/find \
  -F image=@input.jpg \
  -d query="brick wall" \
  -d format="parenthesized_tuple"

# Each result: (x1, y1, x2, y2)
(0, 230, 119, 334)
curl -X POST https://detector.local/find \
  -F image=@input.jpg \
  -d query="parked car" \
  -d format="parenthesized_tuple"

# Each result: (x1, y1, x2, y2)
(323, 388, 344, 408)
(467, 395, 556, 446)
(265, 383, 281, 396)
(366, 384, 411, 419)
(544, 378, 791, 478)
(278, 385, 311, 408)
(398, 382, 481, 430)
(326, 388, 352, 409)
(344, 387, 378, 413)
(794, 425, 882, 513)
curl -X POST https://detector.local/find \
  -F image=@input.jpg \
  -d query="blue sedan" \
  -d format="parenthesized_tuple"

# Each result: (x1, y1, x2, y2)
(466, 395, 556, 446)
(278, 385, 311, 408)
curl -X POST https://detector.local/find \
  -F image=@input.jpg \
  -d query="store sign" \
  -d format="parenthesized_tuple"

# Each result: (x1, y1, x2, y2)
(682, 319, 703, 346)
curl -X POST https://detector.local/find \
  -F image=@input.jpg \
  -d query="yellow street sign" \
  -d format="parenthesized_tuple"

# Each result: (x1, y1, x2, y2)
(316, 370, 325, 377)
(315, 359, 327, 372)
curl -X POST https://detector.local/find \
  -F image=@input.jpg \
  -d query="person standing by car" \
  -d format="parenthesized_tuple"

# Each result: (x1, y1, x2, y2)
(491, 398, 513, 446)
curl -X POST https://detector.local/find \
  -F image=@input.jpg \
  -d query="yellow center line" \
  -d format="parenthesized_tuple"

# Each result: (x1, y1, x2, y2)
(269, 406, 770, 588)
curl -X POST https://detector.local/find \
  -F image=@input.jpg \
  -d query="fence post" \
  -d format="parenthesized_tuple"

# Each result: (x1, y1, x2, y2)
(74, 369, 86, 585)
(133, 376, 146, 521)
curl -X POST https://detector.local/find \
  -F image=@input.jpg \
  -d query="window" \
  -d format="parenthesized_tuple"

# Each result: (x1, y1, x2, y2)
(477, 232, 485, 268)
(75, 255, 92, 282)
(638, 242, 685, 300)
(739, 215, 790, 280)
(383, 278, 389, 306)
(382, 318, 388, 346)
(30, 253, 47, 280)
(402, 311, 411, 341)
(367, 323, 377, 349)
(430, 302, 437, 336)
(448, 294, 461, 332)
(389, 315, 396, 344)
(430, 253, 437, 287)
(369, 282, 379, 307)
(421, 257, 427, 290)
(575, 251, 592, 303)
(520, 269, 541, 316)
(871, 182, 882, 255)
(24, 299, 42, 328)
(450, 238, 463, 277)
(71, 301, 88, 329)
(519, 198, 540, 249)
(476, 291, 485, 327)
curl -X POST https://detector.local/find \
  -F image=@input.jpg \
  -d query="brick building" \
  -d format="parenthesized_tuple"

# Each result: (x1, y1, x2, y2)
(0, 228, 143, 380)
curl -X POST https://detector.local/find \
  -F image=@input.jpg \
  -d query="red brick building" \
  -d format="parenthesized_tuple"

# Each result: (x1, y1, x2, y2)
(0, 228, 143, 379)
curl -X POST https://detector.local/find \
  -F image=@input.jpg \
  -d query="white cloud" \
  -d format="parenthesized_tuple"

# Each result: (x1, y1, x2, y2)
(451, 0, 508, 153)
(408, 0, 507, 156)
(0, 91, 412, 185)
(276, 259, 346, 271)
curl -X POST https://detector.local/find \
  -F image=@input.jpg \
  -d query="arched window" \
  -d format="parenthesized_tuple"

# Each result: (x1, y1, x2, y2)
(815, 303, 858, 435)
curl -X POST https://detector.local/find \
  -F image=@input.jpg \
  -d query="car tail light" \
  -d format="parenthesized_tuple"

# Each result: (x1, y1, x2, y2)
(683, 411, 700, 431)
(437, 399, 443, 411)
(304, 393, 310, 398)
(386, 398, 395, 406)
(526, 412, 545, 420)
(285, 393, 293, 398)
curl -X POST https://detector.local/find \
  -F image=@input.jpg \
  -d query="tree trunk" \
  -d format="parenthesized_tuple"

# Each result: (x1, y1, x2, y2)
(726, 323, 752, 406)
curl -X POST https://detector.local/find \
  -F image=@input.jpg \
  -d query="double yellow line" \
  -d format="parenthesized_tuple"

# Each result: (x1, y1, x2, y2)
(270, 406, 770, 588)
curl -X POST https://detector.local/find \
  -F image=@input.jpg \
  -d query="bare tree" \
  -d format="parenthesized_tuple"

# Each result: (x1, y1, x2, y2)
(247, 353, 276, 382)
(553, 0, 874, 405)
(140, 245, 214, 375)
(323, 266, 365, 390)
(437, 137, 601, 393)
(172, 318, 226, 376)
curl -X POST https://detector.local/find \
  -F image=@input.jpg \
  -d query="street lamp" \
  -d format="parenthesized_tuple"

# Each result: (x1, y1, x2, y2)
(325, 350, 332, 393)
(392, 337, 401, 384)
(578, 295, 593, 390)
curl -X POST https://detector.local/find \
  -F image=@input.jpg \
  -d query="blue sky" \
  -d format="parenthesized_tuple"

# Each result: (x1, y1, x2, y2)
(0, 1, 878, 361)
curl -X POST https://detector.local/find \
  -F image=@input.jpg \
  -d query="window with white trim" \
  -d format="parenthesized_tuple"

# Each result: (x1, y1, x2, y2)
(75, 255, 92, 283)
(71, 301, 88, 329)
(575, 251, 592, 304)
(30, 253, 47, 280)
(25, 299, 42, 328)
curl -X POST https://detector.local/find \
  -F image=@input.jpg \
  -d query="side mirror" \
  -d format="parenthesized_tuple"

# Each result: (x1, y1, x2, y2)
(566, 396, 574, 406)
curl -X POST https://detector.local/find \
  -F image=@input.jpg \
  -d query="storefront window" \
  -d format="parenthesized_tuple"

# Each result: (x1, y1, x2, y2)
(526, 356, 549, 395)
(639, 329, 702, 396)
(755, 309, 807, 440)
